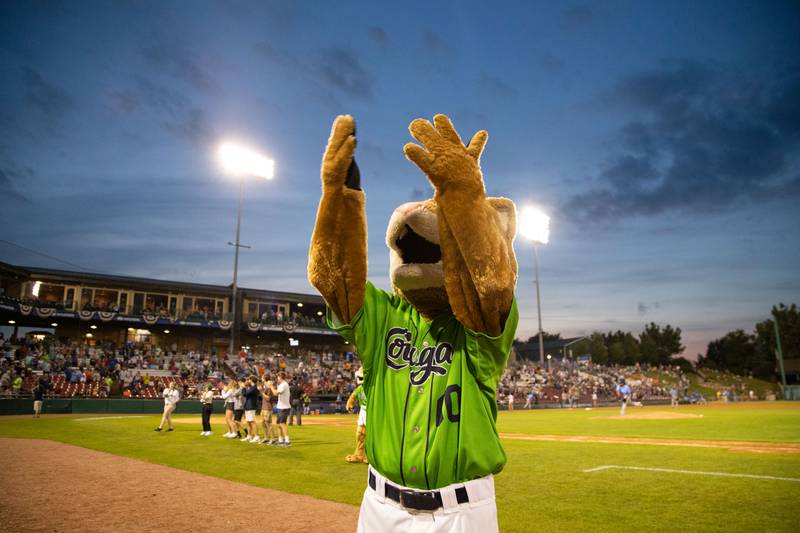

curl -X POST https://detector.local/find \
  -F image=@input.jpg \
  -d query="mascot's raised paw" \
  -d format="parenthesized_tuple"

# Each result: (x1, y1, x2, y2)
(403, 114, 488, 194)
(321, 114, 358, 189)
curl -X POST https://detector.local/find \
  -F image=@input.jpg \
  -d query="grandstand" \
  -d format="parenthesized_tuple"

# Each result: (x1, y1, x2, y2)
(0, 260, 343, 354)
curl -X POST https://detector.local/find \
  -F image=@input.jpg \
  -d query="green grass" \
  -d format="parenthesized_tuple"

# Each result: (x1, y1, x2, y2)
(2, 403, 799, 532)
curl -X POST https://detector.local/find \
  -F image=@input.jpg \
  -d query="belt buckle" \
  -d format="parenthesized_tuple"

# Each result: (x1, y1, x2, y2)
(400, 489, 440, 511)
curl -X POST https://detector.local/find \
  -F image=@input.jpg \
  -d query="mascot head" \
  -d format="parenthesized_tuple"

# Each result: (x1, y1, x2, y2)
(355, 366, 364, 385)
(386, 197, 516, 319)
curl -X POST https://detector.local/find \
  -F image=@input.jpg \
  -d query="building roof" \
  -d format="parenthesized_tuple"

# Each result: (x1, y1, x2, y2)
(0, 261, 324, 303)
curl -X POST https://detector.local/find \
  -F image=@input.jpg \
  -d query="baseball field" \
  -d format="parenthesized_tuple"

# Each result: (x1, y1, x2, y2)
(1, 402, 798, 532)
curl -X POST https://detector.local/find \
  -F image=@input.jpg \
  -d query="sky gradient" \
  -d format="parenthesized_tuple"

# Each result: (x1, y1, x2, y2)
(2, 0, 799, 358)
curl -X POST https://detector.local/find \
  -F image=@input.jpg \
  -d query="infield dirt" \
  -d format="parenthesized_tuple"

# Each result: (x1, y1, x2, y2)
(0, 437, 358, 533)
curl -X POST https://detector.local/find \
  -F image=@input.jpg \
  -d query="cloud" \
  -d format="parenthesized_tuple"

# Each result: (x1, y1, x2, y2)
(255, 42, 373, 100)
(540, 51, 564, 74)
(563, 4, 595, 28)
(21, 66, 73, 130)
(368, 26, 390, 49)
(477, 72, 518, 100)
(637, 301, 661, 316)
(134, 78, 211, 144)
(105, 89, 140, 113)
(314, 47, 373, 99)
(142, 45, 221, 94)
(421, 30, 452, 56)
(0, 167, 31, 204)
(564, 61, 800, 223)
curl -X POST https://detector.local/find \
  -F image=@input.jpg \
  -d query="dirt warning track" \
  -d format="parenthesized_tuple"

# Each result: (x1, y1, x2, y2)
(0, 438, 358, 533)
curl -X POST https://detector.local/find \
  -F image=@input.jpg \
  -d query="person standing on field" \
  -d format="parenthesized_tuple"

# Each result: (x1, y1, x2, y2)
(241, 377, 260, 443)
(221, 380, 237, 438)
(259, 376, 276, 445)
(200, 384, 214, 436)
(616, 379, 632, 416)
(32, 377, 47, 418)
(155, 381, 179, 432)
(268, 372, 291, 447)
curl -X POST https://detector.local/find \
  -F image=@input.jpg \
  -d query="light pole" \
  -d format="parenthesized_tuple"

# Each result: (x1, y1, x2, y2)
(217, 141, 275, 357)
(519, 206, 550, 366)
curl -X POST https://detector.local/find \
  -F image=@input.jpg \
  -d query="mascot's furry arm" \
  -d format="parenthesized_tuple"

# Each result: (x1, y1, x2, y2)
(404, 115, 517, 336)
(308, 115, 367, 324)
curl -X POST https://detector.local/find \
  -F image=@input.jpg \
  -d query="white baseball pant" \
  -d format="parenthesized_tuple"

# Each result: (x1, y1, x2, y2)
(356, 466, 498, 533)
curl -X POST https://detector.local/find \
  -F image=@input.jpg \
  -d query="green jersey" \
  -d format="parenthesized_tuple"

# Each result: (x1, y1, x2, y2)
(353, 384, 368, 408)
(329, 282, 518, 489)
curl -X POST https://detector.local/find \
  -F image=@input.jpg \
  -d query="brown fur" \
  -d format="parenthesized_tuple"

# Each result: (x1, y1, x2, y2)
(308, 115, 367, 324)
(309, 114, 516, 336)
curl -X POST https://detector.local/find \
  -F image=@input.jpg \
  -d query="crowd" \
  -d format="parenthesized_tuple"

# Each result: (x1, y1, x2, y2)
(2, 333, 768, 409)
(496, 359, 691, 407)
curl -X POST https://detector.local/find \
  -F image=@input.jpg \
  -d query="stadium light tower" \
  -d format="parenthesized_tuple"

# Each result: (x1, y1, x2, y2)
(217, 141, 275, 357)
(519, 206, 550, 366)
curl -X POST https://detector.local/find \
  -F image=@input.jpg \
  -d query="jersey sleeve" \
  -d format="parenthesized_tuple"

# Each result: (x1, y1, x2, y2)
(326, 281, 398, 383)
(464, 296, 519, 391)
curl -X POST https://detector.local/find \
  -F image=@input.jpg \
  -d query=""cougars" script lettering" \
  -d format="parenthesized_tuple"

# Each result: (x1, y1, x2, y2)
(384, 327, 453, 385)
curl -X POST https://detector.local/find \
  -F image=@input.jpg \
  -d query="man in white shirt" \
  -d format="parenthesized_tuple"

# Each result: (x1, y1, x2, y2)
(268, 372, 292, 447)
(154, 381, 179, 432)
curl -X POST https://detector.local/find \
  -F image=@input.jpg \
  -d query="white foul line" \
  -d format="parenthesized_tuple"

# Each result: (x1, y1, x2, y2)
(583, 465, 800, 483)
(73, 416, 147, 422)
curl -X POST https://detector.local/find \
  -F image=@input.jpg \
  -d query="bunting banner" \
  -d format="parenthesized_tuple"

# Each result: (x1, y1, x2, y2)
(35, 308, 56, 318)
(19, 304, 33, 316)
(98, 311, 117, 322)
(282, 319, 297, 333)
(142, 313, 159, 325)
(247, 322, 261, 332)
(218, 320, 232, 331)
(78, 310, 95, 321)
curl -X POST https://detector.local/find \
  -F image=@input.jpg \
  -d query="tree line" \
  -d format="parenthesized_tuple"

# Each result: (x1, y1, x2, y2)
(517, 322, 687, 368)
(697, 303, 798, 379)
(515, 303, 797, 380)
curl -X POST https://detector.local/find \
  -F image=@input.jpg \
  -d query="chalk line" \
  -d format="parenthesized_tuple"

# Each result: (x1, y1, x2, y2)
(73, 416, 147, 422)
(583, 465, 800, 483)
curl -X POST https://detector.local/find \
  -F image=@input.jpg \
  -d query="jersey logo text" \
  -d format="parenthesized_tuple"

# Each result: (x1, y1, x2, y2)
(384, 327, 453, 385)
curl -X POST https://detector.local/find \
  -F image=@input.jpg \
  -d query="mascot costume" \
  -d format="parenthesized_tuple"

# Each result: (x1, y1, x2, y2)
(309, 114, 518, 533)
(345, 367, 369, 464)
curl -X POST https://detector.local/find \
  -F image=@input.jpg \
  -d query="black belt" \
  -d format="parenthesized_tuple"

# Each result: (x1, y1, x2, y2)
(368, 471, 469, 511)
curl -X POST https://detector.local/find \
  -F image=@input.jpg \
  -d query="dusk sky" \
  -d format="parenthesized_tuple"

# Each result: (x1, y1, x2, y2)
(1, 1, 799, 358)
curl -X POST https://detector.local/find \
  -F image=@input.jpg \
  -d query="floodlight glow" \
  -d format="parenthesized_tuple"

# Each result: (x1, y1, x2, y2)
(90, 325, 97, 330)
(296, 303, 303, 308)
(8, 320, 15, 325)
(51, 323, 58, 327)
(217, 141, 275, 179)
(32, 281, 41, 297)
(163, 329, 170, 334)
(519, 206, 550, 244)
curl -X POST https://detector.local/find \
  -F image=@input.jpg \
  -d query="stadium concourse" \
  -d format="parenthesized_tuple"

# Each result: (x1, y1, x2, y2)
(0, 334, 767, 407)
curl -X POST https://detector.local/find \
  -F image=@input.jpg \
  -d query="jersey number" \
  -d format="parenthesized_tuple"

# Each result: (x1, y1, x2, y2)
(436, 385, 461, 427)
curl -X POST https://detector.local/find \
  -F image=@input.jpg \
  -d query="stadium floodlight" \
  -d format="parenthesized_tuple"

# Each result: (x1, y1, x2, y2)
(519, 206, 550, 244)
(217, 142, 275, 180)
(519, 205, 551, 366)
(216, 139, 275, 358)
